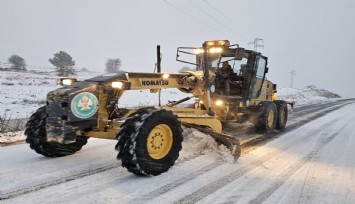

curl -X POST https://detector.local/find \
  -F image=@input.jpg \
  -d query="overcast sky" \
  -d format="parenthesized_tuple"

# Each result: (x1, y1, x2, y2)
(1, 0, 355, 97)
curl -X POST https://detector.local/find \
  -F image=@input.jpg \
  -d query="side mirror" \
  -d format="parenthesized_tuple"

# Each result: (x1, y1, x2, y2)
(265, 67, 269, 73)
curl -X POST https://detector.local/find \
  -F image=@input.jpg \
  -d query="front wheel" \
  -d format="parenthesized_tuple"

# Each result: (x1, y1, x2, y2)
(116, 109, 183, 176)
(25, 106, 88, 157)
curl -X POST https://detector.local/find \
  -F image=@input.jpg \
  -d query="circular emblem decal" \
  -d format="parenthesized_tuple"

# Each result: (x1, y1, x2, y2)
(71, 92, 98, 119)
(210, 85, 216, 93)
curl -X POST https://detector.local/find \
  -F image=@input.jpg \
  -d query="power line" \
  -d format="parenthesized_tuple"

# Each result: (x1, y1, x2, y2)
(203, 0, 255, 38)
(187, 0, 248, 41)
(163, 0, 230, 37)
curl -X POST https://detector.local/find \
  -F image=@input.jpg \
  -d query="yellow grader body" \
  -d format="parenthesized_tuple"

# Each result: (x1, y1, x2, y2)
(25, 40, 289, 176)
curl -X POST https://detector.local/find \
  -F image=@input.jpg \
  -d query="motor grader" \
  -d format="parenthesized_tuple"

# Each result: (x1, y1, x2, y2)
(25, 40, 288, 176)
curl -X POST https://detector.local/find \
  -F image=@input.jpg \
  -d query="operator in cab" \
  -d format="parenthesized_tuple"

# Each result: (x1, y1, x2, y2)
(217, 61, 235, 94)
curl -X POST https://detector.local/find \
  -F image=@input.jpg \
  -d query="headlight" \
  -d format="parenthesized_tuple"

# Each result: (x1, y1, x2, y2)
(194, 48, 204, 54)
(162, 73, 170, 79)
(209, 47, 223, 53)
(205, 40, 230, 47)
(112, 81, 124, 89)
(215, 100, 224, 106)
(60, 78, 77, 86)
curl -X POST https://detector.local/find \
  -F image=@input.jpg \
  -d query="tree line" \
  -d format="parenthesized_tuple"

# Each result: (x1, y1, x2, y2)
(4, 51, 121, 76)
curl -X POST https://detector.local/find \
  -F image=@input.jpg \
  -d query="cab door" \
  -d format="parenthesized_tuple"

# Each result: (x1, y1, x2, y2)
(249, 56, 268, 99)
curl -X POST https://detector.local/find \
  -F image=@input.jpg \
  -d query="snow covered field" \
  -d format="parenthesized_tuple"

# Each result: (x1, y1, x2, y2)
(0, 68, 193, 144)
(0, 68, 100, 119)
(0, 68, 195, 119)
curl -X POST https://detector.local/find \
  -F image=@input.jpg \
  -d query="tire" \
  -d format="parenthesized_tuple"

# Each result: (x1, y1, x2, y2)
(116, 109, 183, 176)
(25, 106, 88, 157)
(274, 100, 288, 130)
(254, 102, 277, 134)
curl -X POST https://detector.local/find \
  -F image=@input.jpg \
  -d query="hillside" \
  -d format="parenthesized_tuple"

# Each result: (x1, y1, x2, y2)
(277, 85, 341, 105)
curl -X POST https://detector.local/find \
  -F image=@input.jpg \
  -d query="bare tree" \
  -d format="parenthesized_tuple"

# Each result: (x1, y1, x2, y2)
(105, 58, 121, 73)
(49, 51, 76, 76)
(80, 67, 89, 72)
(8, 55, 26, 70)
(179, 66, 194, 72)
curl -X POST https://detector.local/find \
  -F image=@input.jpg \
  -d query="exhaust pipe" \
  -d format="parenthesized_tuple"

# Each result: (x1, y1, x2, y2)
(157, 45, 161, 73)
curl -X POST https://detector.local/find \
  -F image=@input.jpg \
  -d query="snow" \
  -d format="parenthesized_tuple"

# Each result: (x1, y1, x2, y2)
(1, 102, 354, 203)
(277, 85, 341, 106)
(0, 131, 25, 144)
(204, 104, 354, 203)
(1, 68, 354, 203)
(0, 69, 194, 145)
(0, 67, 343, 145)
(0, 67, 340, 118)
(0, 68, 193, 118)
(180, 127, 235, 163)
(0, 68, 100, 119)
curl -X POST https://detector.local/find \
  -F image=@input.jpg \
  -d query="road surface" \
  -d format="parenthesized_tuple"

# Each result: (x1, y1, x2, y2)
(1, 99, 354, 203)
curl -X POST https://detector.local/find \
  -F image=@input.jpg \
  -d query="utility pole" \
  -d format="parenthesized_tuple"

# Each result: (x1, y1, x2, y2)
(290, 70, 296, 88)
(248, 38, 264, 51)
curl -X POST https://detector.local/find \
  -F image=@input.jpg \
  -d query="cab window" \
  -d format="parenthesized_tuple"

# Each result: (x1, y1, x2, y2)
(256, 57, 266, 77)
(211, 57, 248, 74)
(250, 57, 267, 98)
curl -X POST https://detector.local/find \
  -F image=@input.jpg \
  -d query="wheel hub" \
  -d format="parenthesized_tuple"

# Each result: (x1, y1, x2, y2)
(268, 110, 275, 127)
(280, 109, 286, 124)
(147, 124, 173, 159)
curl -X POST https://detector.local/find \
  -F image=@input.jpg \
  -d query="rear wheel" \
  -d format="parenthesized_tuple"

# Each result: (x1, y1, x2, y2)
(274, 100, 288, 130)
(25, 106, 88, 157)
(116, 109, 183, 176)
(254, 102, 277, 134)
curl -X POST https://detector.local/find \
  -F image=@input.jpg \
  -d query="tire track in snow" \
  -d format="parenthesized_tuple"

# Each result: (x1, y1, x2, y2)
(174, 118, 340, 204)
(295, 119, 354, 204)
(2, 101, 353, 201)
(240, 101, 352, 151)
(287, 102, 351, 129)
(130, 160, 224, 203)
(144, 101, 352, 203)
(291, 99, 354, 116)
(1, 152, 216, 201)
(247, 121, 348, 204)
(0, 163, 120, 200)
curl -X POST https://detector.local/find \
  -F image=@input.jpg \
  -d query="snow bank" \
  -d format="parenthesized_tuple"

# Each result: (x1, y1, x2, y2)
(0, 131, 25, 145)
(180, 127, 234, 163)
(277, 85, 341, 106)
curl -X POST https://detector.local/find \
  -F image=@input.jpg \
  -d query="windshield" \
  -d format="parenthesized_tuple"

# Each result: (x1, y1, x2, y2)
(211, 57, 248, 74)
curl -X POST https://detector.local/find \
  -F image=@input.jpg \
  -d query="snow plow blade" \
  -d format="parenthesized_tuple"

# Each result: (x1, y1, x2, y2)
(183, 123, 241, 161)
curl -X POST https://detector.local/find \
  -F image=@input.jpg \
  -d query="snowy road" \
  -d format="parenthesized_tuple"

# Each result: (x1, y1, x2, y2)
(1, 100, 355, 203)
